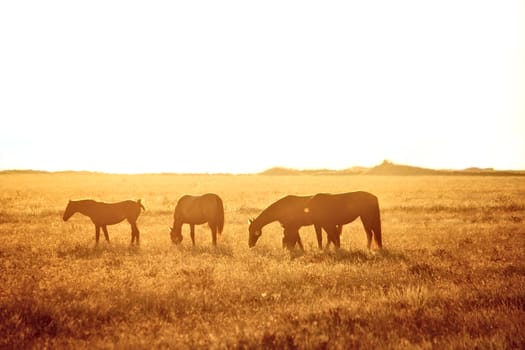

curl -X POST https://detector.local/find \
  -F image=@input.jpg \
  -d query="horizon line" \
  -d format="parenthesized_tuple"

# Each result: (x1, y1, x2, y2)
(1, 161, 524, 176)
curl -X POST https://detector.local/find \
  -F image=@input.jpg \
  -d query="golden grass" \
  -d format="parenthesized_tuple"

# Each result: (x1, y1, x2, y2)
(0, 173, 524, 349)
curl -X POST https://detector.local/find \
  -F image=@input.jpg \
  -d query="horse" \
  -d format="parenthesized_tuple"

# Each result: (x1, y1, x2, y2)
(63, 199, 145, 245)
(305, 191, 382, 250)
(281, 223, 343, 250)
(170, 193, 224, 247)
(248, 195, 340, 250)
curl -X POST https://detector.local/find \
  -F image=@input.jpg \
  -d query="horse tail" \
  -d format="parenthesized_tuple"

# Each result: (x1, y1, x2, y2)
(216, 196, 224, 235)
(137, 199, 146, 212)
(372, 197, 382, 249)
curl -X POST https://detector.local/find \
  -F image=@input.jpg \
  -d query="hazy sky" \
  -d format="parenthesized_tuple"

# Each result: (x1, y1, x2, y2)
(1, 1, 523, 173)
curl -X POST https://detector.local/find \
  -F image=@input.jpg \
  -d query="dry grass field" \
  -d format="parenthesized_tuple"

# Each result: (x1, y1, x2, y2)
(1, 173, 524, 349)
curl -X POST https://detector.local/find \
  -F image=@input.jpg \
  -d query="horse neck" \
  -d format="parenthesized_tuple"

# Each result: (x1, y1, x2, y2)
(172, 218, 183, 234)
(253, 205, 279, 230)
(72, 200, 97, 218)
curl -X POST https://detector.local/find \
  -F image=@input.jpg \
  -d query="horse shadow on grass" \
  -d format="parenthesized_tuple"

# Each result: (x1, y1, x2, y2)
(55, 242, 142, 260)
(296, 247, 409, 264)
(248, 245, 408, 264)
(173, 243, 234, 258)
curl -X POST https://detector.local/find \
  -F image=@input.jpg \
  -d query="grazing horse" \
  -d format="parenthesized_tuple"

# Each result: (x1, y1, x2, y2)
(170, 193, 224, 247)
(248, 195, 338, 250)
(306, 191, 382, 249)
(63, 199, 145, 245)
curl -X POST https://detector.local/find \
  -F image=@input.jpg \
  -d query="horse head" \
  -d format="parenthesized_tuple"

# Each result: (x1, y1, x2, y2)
(170, 226, 183, 244)
(63, 200, 75, 221)
(248, 218, 262, 247)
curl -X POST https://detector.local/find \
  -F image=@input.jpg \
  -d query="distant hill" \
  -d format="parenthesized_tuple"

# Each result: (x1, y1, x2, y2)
(0, 169, 50, 174)
(260, 161, 442, 176)
(259, 161, 525, 176)
(259, 167, 303, 175)
(259, 167, 338, 175)
(365, 160, 440, 175)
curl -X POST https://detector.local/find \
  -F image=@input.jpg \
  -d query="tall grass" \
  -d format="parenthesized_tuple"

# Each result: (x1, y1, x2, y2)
(0, 174, 524, 349)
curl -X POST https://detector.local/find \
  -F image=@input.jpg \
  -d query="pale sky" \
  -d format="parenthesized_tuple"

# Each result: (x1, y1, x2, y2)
(1, 1, 524, 173)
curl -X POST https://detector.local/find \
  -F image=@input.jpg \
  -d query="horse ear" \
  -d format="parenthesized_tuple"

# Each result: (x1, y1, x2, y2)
(248, 218, 253, 224)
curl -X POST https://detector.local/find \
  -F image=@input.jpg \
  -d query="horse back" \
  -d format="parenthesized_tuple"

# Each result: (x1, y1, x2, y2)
(98, 200, 143, 225)
(174, 193, 223, 225)
(339, 191, 378, 212)
(309, 191, 379, 224)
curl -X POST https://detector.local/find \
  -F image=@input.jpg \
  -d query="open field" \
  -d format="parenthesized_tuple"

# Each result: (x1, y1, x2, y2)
(1, 173, 524, 349)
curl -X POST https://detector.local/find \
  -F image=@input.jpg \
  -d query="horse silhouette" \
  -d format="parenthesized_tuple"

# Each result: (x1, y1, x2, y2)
(248, 195, 339, 250)
(306, 191, 382, 249)
(63, 199, 145, 245)
(170, 193, 224, 247)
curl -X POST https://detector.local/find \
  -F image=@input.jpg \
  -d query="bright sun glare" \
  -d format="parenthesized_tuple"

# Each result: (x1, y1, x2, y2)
(0, 1, 524, 173)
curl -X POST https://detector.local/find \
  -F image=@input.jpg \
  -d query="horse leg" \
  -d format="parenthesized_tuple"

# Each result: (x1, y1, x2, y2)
(361, 217, 373, 249)
(323, 227, 331, 249)
(101, 226, 110, 243)
(297, 233, 304, 251)
(334, 224, 343, 248)
(314, 224, 323, 249)
(208, 221, 218, 247)
(190, 224, 196, 247)
(364, 225, 373, 250)
(326, 225, 340, 249)
(131, 222, 140, 245)
(209, 223, 217, 247)
(129, 224, 135, 244)
(95, 225, 100, 246)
